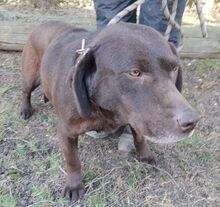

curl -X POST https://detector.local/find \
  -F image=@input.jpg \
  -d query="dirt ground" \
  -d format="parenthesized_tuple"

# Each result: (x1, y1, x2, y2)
(0, 4, 220, 207)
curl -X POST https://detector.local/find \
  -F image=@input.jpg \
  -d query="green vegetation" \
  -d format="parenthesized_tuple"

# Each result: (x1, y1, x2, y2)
(0, 194, 18, 207)
(88, 193, 104, 207)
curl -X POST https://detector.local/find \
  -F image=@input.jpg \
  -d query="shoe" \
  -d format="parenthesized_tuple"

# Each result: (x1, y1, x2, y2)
(118, 133, 135, 152)
(85, 131, 112, 139)
(86, 126, 135, 152)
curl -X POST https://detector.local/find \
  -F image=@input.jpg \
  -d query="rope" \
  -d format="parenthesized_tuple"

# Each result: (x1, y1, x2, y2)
(108, 0, 145, 25)
(107, 0, 208, 39)
(164, 0, 178, 40)
(162, 0, 183, 39)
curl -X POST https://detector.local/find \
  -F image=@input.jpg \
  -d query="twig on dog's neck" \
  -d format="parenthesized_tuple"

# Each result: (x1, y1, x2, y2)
(76, 39, 86, 55)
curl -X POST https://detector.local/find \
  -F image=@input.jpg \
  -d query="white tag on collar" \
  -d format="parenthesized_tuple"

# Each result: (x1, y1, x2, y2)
(76, 39, 86, 55)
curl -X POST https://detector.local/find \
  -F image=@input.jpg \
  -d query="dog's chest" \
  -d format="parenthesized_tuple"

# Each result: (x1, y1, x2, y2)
(70, 113, 118, 135)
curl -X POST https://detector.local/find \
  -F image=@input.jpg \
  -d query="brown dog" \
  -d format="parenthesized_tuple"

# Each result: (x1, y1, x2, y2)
(21, 21, 199, 201)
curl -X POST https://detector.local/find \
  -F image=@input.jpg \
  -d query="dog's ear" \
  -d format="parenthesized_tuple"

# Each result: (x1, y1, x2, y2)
(67, 48, 95, 118)
(175, 65, 182, 92)
(169, 42, 182, 92)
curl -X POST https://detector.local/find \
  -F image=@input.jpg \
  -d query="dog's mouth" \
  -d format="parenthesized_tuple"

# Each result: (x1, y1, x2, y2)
(144, 129, 195, 144)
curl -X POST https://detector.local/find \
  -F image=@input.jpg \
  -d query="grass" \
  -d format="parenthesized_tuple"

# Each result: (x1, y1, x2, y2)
(182, 134, 200, 147)
(0, 53, 220, 207)
(199, 59, 220, 69)
(88, 192, 104, 207)
(30, 185, 53, 203)
(186, 58, 220, 70)
(199, 152, 216, 162)
(0, 194, 18, 207)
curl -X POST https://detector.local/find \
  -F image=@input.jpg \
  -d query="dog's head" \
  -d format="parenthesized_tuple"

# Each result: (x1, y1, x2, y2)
(69, 23, 199, 143)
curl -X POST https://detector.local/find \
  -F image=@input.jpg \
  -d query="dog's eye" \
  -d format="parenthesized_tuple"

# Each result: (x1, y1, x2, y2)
(129, 69, 141, 77)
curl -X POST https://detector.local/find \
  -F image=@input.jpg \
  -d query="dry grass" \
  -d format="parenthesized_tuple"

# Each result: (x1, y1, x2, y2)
(0, 51, 219, 207)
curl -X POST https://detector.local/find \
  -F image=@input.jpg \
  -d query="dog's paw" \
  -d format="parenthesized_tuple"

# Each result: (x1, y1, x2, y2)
(20, 107, 33, 120)
(62, 183, 85, 202)
(137, 154, 156, 165)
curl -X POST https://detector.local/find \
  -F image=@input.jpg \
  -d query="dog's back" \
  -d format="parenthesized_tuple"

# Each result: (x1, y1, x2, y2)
(40, 26, 90, 108)
(22, 21, 83, 69)
(20, 21, 87, 119)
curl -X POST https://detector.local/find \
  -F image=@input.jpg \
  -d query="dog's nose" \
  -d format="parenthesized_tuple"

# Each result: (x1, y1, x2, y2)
(177, 109, 200, 133)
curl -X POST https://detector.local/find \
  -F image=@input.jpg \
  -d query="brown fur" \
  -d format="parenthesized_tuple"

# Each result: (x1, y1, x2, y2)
(21, 21, 199, 201)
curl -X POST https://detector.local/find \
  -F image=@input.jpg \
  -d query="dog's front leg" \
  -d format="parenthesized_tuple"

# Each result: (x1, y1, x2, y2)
(58, 131, 84, 201)
(131, 129, 156, 165)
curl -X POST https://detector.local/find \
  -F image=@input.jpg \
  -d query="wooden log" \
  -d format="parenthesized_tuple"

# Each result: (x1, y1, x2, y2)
(0, 21, 220, 58)
(0, 19, 95, 51)
(180, 25, 220, 58)
(0, 22, 37, 51)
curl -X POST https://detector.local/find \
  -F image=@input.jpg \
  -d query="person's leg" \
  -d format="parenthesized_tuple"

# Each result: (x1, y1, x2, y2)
(139, 0, 186, 47)
(169, 0, 186, 46)
(93, 0, 137, 29)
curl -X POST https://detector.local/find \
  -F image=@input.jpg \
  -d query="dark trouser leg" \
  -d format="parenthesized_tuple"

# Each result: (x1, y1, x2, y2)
(93, 0, 137, 29)
(139, 0, 187, 47)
